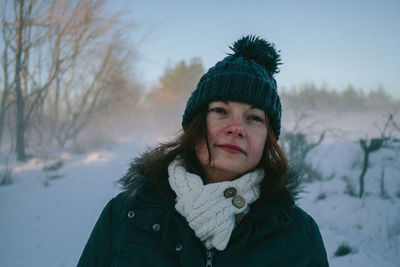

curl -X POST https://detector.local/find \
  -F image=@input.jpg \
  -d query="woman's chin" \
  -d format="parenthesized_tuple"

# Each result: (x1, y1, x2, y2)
(205, 159, 251, 182)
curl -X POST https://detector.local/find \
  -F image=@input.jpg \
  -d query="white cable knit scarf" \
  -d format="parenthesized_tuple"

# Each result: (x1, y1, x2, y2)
(168, 159, 264, 251)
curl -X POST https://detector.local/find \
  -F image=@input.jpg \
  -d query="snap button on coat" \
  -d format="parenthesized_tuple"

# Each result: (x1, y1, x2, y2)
(152, 224, 161, 232)
(223, 187, 237, 198)
(232, 195, 245, 208)
(175, 244, 183, 251)
(127, 210, 135, 219)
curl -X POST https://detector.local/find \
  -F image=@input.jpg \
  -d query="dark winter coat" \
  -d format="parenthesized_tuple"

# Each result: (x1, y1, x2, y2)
(78, 154, 329, 267)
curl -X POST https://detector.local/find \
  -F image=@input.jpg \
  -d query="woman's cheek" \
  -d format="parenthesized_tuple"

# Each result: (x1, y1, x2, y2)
(195, 141, 209, 166)
(252, 133, 267, 160)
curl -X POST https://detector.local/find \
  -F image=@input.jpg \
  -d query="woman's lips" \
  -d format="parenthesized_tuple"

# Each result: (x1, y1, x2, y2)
(217, 144, 245, 154)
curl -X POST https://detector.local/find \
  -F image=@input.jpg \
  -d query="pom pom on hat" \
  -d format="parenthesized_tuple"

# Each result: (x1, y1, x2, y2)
(229, 35, 281, 74)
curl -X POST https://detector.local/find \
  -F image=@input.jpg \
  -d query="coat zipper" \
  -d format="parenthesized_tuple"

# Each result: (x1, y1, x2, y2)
(206, 250, 214, 267)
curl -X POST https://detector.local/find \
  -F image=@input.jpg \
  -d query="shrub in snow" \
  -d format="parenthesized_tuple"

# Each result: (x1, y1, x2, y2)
(316, 192, 327, 201)
(386, 214, 400, 252)
(358, 137, 388, 198)
(342, 176, 357, 197)
(396, 189, 400, 199)
(0, 167, 13, 186)
(334, 242, 355, 257)
(356, 113, 400, 198)
(43, 174, 63, 187)
(0, 158, 13, 186)
(43, 160, 64, 172)
(280, 131, 325, 182)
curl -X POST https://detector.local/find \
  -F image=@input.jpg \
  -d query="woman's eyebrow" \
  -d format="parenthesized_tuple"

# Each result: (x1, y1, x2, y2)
(249, 106, 263, 112)
(210, 101, 228, 104)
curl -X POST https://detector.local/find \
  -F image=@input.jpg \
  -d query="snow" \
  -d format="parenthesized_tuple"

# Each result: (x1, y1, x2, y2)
(1, 137, 400, 266)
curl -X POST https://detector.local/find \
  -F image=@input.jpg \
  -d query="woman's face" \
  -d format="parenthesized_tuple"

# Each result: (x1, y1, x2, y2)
(196, 101, 268, 183)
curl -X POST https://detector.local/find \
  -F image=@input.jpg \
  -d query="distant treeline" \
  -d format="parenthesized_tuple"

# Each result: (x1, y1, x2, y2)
(280, 84, 400, 111)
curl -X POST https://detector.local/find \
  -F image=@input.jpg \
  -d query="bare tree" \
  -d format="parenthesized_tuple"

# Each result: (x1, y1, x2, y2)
(0, 2, 15, 152)
(42, 0, 132, 148)
(53, 45, 118, 148)
(1, 0, 136, 157)
(357, 113, 400, 198)
(280, 130, 325, 182)
(279, 102, 329, 182)
(13, 0, 28, 161)
(1, 0, 59, 160)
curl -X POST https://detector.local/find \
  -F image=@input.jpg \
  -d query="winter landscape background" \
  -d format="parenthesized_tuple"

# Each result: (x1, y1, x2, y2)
(1, 106, 400, 267)
(1, 0, 400, 266)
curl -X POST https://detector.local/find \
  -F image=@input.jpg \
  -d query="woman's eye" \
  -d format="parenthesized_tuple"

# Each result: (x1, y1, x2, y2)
(210, 107, 226, 114)
(249, 115, 264, 122)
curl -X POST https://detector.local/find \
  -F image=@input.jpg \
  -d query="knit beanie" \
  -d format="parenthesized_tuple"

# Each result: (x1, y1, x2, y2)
(182, 35, 282, 139)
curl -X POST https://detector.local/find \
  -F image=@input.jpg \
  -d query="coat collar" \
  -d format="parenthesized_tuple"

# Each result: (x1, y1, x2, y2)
(120, 152, 301, 255)
(119, 150, 303, 203)
(119, 150, 299, 226)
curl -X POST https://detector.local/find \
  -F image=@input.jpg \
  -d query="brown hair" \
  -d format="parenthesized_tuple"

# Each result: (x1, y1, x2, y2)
(145, 105, 288, 203)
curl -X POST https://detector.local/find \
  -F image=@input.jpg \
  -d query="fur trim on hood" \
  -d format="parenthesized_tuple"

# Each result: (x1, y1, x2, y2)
(118, 151, 303, 201)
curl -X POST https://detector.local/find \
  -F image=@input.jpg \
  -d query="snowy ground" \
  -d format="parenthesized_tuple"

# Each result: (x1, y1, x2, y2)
(1, 137, 400, 266)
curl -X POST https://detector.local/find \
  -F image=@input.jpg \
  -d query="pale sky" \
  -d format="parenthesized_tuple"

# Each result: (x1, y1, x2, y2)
(122, 0, 400, 98)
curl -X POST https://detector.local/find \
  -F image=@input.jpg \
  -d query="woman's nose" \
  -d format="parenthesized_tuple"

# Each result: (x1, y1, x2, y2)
(225, 121, 246, 137)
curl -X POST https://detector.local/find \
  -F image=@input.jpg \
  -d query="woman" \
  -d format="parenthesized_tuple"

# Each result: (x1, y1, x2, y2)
(78, 35, 328, 266)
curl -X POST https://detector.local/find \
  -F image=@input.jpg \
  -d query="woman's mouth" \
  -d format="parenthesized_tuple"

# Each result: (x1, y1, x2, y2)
(217, 144, 245, 154)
